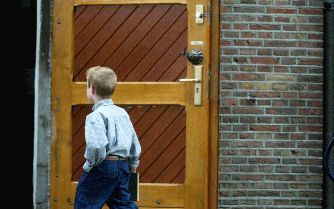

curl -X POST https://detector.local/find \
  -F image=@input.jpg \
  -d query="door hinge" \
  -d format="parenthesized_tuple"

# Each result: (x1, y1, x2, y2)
(207, 69, 210, 99)
(205, 2, 211, 25)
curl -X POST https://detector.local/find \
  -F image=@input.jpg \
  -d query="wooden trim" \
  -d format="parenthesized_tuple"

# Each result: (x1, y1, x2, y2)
(51, 0, 74, 208)
(74, 0, 187, 5)
(72, 82, 186, 105)
(69, 183, 184, 207)
(139, 184, 184, 207)
(208, 0, 219, 209)
(183, 1, 210, 209)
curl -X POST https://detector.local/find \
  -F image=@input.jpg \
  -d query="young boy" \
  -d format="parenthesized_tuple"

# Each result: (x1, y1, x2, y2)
(74, 66, 141, 209)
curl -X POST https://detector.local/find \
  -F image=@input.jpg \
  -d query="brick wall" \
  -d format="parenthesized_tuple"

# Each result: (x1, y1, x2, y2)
(219, 0, 324, 208)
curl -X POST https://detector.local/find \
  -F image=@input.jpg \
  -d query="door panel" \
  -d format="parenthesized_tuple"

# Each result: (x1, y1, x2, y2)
(73, 5, 187, 82)
(51, 0, 210, 209)
(72, 105, 186, 183)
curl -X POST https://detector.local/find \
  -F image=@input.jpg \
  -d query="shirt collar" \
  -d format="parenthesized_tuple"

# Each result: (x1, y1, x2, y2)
(92, 98, 114, 111)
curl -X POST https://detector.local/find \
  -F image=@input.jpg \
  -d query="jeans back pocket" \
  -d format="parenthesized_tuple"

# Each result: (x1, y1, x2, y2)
(98, 161, 119, 179)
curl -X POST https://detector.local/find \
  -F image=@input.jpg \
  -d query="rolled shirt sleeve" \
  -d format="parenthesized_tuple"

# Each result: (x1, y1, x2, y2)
(129, 129, 141, 169)
(83, 114, 109, 172)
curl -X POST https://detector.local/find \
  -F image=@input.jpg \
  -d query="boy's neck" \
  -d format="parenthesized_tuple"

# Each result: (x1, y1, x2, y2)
(93, 96, 109, 104)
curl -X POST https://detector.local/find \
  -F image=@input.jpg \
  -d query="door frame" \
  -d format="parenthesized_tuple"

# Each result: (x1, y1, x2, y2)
(50, 0, 219, 209)
(208, 1, 219, 209)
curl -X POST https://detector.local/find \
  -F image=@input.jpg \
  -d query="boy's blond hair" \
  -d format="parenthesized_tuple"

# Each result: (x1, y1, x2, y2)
(86, 66, 117, 97)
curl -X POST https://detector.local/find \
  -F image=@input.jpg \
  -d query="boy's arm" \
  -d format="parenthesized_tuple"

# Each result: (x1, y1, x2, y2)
(83, 115, 109, 172)
(129, 129, 141, 172)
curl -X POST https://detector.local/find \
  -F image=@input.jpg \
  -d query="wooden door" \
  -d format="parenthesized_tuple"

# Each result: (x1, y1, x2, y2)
(51, 0, 211, 209)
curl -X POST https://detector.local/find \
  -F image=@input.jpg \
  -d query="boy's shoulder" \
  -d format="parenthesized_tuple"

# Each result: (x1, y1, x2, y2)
(93, 104, 129, 117)
(86, 105, 127, 123)
(102, 104, 127, 112)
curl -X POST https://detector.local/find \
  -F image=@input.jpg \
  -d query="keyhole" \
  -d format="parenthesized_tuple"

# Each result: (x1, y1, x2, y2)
(196, 87, 199, 94)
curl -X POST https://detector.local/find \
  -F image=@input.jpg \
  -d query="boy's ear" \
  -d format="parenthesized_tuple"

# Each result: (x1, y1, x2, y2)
(91, 86, 96, 94)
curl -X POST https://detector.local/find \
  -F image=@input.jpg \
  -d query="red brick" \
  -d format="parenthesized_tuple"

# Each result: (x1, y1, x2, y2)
(233, 107, 264, 114)
(250, 156, 280, 163)
(275, 0, 290, 5)
(223, 48, 238, 55)
(250, 57, 279, 64)
(233, 175, 264, 181)
(299, 92, 322, 99)
(291, 133, 306, 140)
(298, 41, 323, 48)
(233, 73, 265, 81)
(299, 25, 323, 32)
(267, 7, 297, 14)
(308, 33, 323, 40)
(298, 8, 322, 15)
(258, 32, 273, 38)
(298, 58, 323, 66)
(299, 125, 322, 132)
(240, 48, 256, 55)
(292, 0, 306, 6)
(234, 23, 248, 30)
(258, 49, 272, 55)
(298, 108, 322, 115)
(250, 92, 281, 98)
(250, 125, 281, 131)
(274, 16, 290, 22)
(241, 32, 256, 38)
(283, 125, 297, 132)
(266, 141, 295, 148)
(266, 108, 297, 115)
(239, 133, 255, 139)
(265, 174, 297, 181)
(307, 100, 323, 107)
(231, 141, 263, 148)
(283, 25, 297, 31)
(250, 24, 281, 31)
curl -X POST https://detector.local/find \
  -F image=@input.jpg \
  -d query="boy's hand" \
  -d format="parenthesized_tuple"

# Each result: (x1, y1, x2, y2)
(131, 167, 136, 173)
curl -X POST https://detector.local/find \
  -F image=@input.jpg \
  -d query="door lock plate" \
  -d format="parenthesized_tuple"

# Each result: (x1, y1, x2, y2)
(195, 5, 204, 24)
(193, 65, 202, 105)
(179, 65, 203, 106)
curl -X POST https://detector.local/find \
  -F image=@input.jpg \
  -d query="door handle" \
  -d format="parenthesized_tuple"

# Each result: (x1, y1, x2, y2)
(179, 78, 200, 82)
(179, 65, 203, 106)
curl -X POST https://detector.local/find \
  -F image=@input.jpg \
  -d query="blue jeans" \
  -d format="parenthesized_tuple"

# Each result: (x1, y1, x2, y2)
(74, 160, 138, 209)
